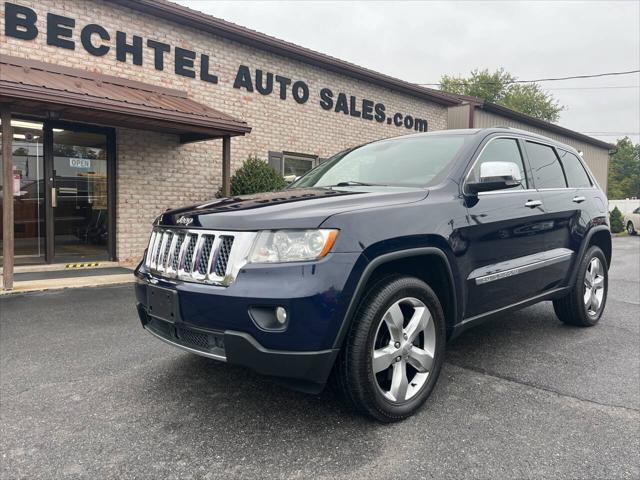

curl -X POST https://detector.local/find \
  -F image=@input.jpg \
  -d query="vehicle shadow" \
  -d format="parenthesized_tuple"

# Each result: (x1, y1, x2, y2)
(142, 347, 385, 477)
(140, 301, 622, 477)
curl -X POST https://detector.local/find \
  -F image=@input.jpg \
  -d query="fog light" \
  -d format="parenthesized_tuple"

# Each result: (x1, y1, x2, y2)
(249, 306, 289, 331)
(275, 306, 288, 325)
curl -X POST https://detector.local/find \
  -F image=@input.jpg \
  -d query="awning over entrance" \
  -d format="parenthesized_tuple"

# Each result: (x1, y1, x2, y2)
(0, 54, 250, 290)
(0, 54, 251, 142)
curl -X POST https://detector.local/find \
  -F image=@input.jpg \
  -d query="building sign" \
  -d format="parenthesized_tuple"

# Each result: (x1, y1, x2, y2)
(4, 2, 428, 132)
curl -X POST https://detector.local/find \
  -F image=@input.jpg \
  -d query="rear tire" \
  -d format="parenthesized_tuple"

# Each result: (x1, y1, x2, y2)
(627, 221, 637, 235)
(334, 275, 446, 422)
(553, 246, 608, 327)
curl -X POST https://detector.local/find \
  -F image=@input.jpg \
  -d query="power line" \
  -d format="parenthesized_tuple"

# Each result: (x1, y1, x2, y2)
(581, 132, 640, 136)
(416, 69, 640, 87)
(545, 85, 640, 91)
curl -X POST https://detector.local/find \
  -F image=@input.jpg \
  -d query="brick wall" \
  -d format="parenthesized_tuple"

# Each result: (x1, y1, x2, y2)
(1, 0, 449, 262)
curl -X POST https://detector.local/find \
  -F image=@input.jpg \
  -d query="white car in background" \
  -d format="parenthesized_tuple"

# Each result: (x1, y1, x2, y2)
(624, 207, 640, 235)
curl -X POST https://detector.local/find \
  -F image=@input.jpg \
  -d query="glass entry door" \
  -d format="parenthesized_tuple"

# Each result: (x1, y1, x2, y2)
(0, 120, 45, 264)
(1, 120, 114, 265)
(48, 127, 111, 262)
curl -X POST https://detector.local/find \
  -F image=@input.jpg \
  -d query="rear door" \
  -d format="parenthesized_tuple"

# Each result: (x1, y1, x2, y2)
(556, 147, 600, 261)
(461, 136, 550, 318)
(522, 141, 578, 289)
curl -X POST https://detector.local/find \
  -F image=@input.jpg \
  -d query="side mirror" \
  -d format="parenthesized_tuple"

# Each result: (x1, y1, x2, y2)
(467, 161, 522, 194)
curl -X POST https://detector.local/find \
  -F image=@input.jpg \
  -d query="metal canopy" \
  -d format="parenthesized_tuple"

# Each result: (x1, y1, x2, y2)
(0, 54, 251, 142)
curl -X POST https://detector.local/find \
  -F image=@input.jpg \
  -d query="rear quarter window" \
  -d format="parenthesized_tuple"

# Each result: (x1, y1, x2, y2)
(558, 150, 592, 188)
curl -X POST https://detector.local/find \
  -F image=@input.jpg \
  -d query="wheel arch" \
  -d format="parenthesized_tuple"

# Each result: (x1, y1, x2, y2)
(332, 246, 460, 350)
(588, 227, 612, 268)
(568, 226, 612, 286)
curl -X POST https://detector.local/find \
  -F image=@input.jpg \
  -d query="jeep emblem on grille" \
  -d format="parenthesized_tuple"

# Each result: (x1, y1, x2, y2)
(176, 216, 193, 226)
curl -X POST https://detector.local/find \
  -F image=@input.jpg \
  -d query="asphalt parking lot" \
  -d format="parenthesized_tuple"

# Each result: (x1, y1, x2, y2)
(1, 236, 639, 479)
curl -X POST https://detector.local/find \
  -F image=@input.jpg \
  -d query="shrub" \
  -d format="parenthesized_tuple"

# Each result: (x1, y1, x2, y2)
(220, 155, 286, 197)
(610, 206, 624, 233)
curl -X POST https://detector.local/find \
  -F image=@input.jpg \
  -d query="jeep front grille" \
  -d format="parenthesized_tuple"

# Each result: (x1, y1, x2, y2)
(144, 227, 256, 286)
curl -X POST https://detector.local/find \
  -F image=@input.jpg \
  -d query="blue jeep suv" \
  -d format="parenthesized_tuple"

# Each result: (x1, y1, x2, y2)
(135, 128, 611, 422)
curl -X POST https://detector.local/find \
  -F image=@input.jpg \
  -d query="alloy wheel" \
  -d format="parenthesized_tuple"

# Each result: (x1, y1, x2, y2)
(583, 257, 605, 316)
(372, 297, 436, 403)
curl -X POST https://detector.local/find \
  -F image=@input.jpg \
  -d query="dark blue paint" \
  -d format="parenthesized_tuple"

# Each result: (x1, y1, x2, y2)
(135, 128, 610, 386)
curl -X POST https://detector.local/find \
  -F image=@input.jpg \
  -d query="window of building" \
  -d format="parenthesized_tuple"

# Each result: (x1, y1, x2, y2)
(467, 138, 527, 190)
(558, 150, 592, 188)
(268, 151, 318, 182)
(525, 141, 567, 189)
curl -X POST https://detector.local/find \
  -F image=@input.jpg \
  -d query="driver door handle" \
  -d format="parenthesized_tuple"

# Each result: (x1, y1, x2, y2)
(524, 200, 542, 208)
(572, 196, 586, 203)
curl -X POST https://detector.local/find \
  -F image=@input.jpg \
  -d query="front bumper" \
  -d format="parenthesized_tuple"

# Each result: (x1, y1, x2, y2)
(137, 305, 338, 391)
(135, 252, 366, 391)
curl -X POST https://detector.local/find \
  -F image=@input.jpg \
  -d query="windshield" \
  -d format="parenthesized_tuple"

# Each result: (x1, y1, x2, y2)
(291, 134, 467, 189)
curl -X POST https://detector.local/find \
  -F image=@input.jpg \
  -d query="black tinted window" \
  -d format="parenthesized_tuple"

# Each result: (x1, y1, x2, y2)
(526, 142, 567, 188)
(468, 138, 527, 190)
(558, 150, 592, 188)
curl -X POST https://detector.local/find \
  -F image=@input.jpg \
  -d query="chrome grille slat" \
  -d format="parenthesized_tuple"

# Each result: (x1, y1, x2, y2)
(207, 236, 223, 278)
(214, 236, 234, 277)
(191, 235, 205, 274)
(144, 231, 157, 267)
(197, 235, 215, 276)
(182, 235, 198, 274)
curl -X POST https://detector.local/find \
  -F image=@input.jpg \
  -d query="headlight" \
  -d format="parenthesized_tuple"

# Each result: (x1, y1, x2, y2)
(248, 229, 338, 263)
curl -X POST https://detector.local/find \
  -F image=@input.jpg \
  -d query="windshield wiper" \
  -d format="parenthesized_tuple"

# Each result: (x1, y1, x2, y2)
(328, 181, 387, 187)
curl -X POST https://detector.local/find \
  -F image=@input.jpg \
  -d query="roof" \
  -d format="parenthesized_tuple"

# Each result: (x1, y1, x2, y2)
(111, 0, 459, 107)
(0, 54, 250, 142)
(476, 101, 615, 150)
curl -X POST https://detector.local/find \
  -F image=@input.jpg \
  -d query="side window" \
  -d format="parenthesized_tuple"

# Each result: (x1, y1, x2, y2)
(558, 150, 592, 188)
(525, 141, 567, 189)
(468, 138, 527, 190)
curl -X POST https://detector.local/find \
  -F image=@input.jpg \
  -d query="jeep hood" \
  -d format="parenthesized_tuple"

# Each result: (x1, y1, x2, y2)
(157, 187, 428, 230)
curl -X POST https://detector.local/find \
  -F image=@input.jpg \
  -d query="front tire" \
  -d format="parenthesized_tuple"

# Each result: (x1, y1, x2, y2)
(334, 276, 446, 422)
(627, 221, 637, 235)
(553, 246, 608, 327)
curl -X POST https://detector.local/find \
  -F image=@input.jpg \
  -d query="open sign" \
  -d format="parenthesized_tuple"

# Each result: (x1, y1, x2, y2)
(70, 158, 91, 169)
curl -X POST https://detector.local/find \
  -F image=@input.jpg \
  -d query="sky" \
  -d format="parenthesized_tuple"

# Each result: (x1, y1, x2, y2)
(177, 0, 640, 145)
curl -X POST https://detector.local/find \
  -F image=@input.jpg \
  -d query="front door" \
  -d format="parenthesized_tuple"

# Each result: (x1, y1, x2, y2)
(459, 136, 551, 318)
(0, 119, 115, 265)
(47, 126, 113, 263)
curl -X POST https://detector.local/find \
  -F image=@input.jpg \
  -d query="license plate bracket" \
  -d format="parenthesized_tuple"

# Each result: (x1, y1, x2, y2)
(147, 285, 179, 323)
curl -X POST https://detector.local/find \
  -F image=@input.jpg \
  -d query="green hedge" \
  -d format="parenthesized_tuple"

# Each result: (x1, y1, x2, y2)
(220, 155, 286, 197)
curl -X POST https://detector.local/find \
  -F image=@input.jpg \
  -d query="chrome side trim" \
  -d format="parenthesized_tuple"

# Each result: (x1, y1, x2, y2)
(143, 325, 227, 362)
(470, 248, 573, 285)
(478, 188, 537, 197)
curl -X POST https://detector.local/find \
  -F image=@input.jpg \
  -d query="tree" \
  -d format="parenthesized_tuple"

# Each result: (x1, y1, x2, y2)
(608, 137, 640, 200)
(439, 68, 564, 122)
(609, 206, 624, 233)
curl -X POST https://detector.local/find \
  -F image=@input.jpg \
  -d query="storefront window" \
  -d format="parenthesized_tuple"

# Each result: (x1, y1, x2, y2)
(0, 119, 45, 264)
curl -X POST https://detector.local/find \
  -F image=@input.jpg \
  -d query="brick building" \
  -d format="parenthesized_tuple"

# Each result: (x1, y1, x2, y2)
(0, 0, 612, 285)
